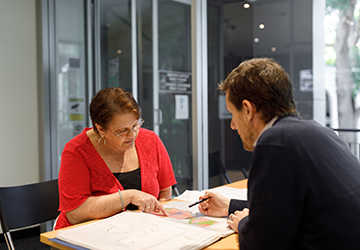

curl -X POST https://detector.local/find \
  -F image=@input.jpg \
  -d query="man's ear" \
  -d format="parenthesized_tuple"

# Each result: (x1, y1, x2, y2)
(242, 100, 256, 121)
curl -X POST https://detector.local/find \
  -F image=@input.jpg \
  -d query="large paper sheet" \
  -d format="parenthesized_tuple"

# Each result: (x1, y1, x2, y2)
(55, 186, 247, 250)
(56, 211, 222, 250)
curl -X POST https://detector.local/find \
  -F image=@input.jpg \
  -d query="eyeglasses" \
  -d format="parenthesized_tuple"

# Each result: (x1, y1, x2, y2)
(108, 118, 144, 137)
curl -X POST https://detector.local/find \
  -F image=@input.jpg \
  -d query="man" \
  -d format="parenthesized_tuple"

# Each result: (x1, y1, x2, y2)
(198, 58, 360, 249)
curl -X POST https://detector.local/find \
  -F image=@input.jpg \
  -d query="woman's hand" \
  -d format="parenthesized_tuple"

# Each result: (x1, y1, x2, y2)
(198, 191, 230, 217)
(66, 190, 168, 225)
(129, 190, 168, 216)
(227, 208, 249, 233)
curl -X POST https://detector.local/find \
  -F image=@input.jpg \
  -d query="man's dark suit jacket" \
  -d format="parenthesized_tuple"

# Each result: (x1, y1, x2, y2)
(229, 115, 360, 250)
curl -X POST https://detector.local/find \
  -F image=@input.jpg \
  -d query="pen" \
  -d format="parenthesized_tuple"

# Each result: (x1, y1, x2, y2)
(188, 197, 210, 208)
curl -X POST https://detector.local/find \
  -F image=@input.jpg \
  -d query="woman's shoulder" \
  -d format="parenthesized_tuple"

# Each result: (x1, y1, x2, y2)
(64, 127, 92, 150)
(137, 127, 158, 140)
(136, 128, 162, 149)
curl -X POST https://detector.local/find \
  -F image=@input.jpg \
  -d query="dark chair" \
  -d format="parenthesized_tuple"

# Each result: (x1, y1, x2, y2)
(172, 185, 180, 197)
(209, 151, 232, 184)
(0, 179, 59, 250)
(241, 168, 248, 179)
(184, 152, 233, 185)
(236, 147, 250, 179)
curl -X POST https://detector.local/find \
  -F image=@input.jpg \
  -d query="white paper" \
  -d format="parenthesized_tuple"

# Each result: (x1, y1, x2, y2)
(300, 69, 313, 91)
(108, 58, 119, 77)
(175, 95, 189, 119)
(212, 186, 248, 200)
(56, 211, 222, 250)
(177, 187, 247, 202)
(55, 187, 247, 250)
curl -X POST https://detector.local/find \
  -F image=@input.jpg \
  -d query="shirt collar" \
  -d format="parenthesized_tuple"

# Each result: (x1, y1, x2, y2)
(253, 116, 278, 148)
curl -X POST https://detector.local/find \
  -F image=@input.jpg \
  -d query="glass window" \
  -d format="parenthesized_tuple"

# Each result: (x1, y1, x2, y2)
(99, 0, 132, 91)
(207, 0, 313, 188)
(55, 0, 87, 172)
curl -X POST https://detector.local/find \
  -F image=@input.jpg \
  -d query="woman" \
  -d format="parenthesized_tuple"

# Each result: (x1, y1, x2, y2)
(55, 87, 177, 229)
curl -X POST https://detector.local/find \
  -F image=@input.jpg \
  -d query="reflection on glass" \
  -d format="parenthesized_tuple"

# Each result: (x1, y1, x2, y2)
(158, 0, 192, 193)
(99, 0, 132, 92)
(137, 0, 154, 130)
(56, 0, 86, 170)
(207, 0, 313, 188)
(98, 0, 193, 193)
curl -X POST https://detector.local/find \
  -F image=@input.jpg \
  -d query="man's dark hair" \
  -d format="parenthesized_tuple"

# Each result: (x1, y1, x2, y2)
(219, 57, 298, 123)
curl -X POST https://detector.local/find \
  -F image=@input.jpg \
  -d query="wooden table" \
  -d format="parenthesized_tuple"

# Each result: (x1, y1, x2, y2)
(40, 179, 248, 250)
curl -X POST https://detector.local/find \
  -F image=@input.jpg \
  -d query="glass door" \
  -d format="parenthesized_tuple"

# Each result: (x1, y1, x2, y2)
(157, 0, 192, 193)
(44, 0, 194, 190)
(97, 0, 133, 92)
(206, 0, 314, 188)
(97, 0, 192, 193)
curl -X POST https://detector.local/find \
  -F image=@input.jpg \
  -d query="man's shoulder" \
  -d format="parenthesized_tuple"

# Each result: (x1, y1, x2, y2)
(272, 115, 322, 132)
(259, 116, 323, 145)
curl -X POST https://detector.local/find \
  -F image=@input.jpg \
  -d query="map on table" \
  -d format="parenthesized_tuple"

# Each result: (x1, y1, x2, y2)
(165, 207, 218, 227)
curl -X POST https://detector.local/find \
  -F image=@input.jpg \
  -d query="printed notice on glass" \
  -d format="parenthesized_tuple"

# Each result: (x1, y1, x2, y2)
(175, 95, 189, 120)
(159, 70, 191, 94)
(300, 69, 313, 92)
(108, 58, 119, 87)
(218, 95, 231, 119)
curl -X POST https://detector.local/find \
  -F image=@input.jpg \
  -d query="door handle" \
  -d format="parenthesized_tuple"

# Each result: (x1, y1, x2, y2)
(155, 109, 163, 125)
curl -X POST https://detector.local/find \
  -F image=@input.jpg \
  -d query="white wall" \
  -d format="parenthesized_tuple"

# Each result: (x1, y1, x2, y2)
(0, 0, 39, 186)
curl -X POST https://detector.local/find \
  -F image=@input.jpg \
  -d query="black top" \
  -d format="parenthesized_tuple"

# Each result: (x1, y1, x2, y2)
(113, 168, 141, 210)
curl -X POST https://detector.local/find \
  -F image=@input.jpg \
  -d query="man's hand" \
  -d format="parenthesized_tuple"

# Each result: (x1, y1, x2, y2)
(227, 208, 249, 233)
(198, 191, 230, 217)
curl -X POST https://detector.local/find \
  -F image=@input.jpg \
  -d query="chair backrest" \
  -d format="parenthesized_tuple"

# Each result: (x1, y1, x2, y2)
(0, 179, 59, 232)
(185, 151, 232, 184)
(209, 151, 232, 183)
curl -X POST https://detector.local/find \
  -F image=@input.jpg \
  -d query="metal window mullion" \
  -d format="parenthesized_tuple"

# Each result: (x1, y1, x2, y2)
(93, 0, 101, 92)
(86, 0, 93, 127)
(41, 0, 52, 181)
(312, 0, 326, 125)
(192, 0, 208, 191)
(201, 0, 208, 190)
(191, 0, 200, 190)
(48, 0, 59, 180)
(131, 0, 138, 101)
(289, 0, 294, 81)
(153, 0, 160, 135)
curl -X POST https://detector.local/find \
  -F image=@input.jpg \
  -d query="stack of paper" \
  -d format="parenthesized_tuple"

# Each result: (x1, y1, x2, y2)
(54, 187, 247, 250)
